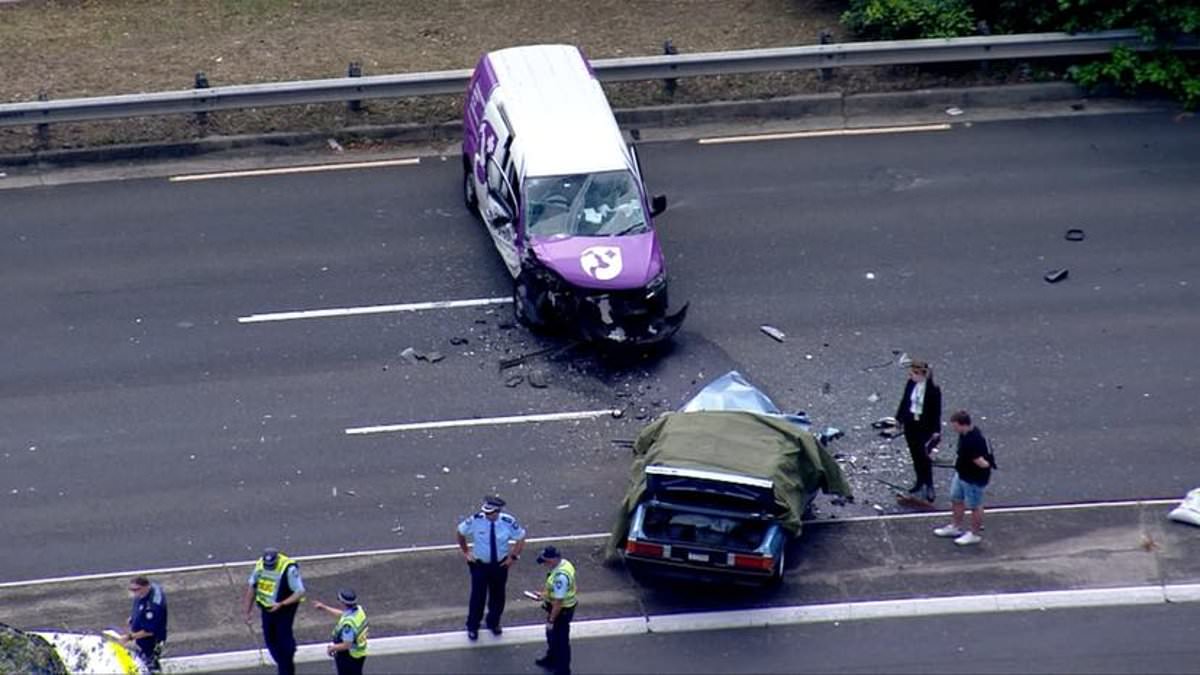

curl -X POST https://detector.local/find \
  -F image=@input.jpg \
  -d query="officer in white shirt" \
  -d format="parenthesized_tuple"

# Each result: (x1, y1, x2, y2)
(456, 496, 527, 639)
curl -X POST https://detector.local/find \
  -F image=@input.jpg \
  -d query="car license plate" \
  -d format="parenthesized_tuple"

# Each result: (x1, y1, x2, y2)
(687, 552, 708, 563)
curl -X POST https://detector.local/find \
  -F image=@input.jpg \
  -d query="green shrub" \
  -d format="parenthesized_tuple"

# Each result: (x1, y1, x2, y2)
(841, 0, 977, 40)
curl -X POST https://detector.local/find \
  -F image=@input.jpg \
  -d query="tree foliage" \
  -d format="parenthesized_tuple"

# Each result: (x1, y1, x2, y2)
(840, 0, 1200, 107)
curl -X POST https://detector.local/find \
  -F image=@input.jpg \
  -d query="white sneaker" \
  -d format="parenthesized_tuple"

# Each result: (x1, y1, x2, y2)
(954, 531, 983, 546)
(933, 524, 963, 538)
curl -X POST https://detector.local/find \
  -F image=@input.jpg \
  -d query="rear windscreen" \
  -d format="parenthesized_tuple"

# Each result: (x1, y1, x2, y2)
(641, 504, 769, 551)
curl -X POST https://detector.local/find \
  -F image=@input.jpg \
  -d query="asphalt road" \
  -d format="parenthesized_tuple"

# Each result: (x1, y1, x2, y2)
(1, 112, 1198, 581)
(290, 603, 1200, 674)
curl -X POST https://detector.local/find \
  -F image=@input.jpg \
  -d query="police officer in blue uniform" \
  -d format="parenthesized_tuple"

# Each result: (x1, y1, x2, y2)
(122, 576, 167, 673)
(456, 496, 527, 639)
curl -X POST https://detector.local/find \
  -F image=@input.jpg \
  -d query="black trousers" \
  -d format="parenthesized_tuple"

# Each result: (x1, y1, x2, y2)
(133, 637, 163, 673)
(466, 561, 508, 630)
(334, 651, 366, 675)
(261, 605, 298, 675)
(544, 605, 575, 675)
(905, 427, 934, 489)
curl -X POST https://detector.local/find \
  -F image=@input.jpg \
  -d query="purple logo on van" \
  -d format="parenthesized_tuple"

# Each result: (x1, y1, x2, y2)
(474, 120, 498, 183)
(580, 246, 623, 281)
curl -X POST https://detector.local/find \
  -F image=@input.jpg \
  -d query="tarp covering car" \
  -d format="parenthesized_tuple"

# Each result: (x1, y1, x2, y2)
(607, 371, 851, 555)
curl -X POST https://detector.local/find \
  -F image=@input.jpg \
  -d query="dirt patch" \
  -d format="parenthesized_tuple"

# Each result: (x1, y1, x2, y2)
(0, 0, 1045, 154)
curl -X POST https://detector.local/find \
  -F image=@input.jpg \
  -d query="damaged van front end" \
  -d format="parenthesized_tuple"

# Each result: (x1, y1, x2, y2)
(515, 229, 687, 346)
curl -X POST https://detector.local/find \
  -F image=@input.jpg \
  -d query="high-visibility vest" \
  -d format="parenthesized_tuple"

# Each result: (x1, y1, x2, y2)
(253, 554, 297, 608)
(333, 606, 369, 659)
(544, 559, 577, 609)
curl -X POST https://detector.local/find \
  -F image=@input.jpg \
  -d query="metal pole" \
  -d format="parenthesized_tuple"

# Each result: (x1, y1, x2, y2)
(347, 61, 363, 112)
(662, 40, 678, 98)
(194, 71, 210, 132)
(35, 91, 49, 149)
(819, 30, 834, 81)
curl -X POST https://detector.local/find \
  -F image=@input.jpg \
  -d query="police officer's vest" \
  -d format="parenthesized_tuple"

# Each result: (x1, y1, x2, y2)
(544, 559, 578, 609)
(333, 606, 369, 659)
(253, 554, 297, 608)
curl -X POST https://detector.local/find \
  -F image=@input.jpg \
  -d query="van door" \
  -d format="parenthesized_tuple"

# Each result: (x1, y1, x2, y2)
(480, 102, 520, 276)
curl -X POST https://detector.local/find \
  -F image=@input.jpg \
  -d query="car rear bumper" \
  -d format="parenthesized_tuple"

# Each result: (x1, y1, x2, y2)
(624, 553, 775, 585)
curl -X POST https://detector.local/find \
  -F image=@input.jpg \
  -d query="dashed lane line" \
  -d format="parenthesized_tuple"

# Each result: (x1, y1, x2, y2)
(168, 157, 420, 182)
(237, 296, 512, 323)
(0, 497, 1179, 589)
(344, 409, 622, 435)
(698, 123, 952, 145)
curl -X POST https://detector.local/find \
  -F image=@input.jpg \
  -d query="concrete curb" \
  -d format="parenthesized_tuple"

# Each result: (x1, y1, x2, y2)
(844, 81, 1084, 117)
(0, 82, 1127, 169)
(161, 583, 1200, 672)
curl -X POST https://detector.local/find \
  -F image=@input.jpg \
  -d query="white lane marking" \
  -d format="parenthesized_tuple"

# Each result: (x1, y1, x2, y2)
(345, 409, 622, 435)
(819, 497, 1182, 524)
(0, 497, 1180, 588)
(0, 532, 610, 589)
(698, 123, 952, 145)
(237, 296, 512, 324)
(164, 582, 1200, 670)
(168, 157, 420, 182)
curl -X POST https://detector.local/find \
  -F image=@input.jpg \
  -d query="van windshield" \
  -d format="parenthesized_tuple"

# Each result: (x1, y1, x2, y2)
(525, 171, 647, 238)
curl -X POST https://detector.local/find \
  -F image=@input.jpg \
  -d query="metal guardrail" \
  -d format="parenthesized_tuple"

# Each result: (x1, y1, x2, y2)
(0, 30, 1193, 128)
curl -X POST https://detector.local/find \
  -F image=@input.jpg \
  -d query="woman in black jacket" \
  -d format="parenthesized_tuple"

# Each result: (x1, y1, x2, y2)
(896, 360, 942, 502)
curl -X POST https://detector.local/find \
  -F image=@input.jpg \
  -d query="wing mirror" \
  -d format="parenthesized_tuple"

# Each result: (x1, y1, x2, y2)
(650, 194, 668, 217)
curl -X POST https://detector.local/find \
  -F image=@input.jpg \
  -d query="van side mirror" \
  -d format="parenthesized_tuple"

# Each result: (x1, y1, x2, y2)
(650, 194, 668, 217)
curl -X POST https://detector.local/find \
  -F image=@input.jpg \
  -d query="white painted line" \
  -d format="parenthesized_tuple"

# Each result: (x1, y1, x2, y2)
(819, 497, 1183, 524)
(168, 157, 420, 182)
(238, 296, 512, 324)
(0, 496, 1181, 588)
(0, 532, 610, 590)
(345, 409, 621, 435)
(698, 123, 952, 145)
(163, 583, 1200, 671)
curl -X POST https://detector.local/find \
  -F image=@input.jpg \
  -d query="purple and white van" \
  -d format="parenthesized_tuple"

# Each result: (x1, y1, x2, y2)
(462, 44, 686, 346)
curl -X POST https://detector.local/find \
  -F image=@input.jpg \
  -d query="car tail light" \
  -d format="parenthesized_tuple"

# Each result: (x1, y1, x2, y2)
(625, 539, 665, 558)
(731, 554, 774, 571)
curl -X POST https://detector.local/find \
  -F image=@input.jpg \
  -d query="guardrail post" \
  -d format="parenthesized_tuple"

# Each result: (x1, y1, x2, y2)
(348, 61, 363, 112)
(35, 91, 50, 149)
(976, 21, 991, 73)
(194, 71, 210, 133)
(662, 40, 678, 98)
(819, 30, 834, 81)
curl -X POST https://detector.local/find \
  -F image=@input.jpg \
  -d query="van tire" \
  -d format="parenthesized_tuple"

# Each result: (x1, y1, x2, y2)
(462, 155, 479, 216)
(513, 277, 548, 331)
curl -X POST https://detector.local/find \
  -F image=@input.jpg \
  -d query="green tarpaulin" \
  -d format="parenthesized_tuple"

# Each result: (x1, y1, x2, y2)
(607, 410, 852, 556)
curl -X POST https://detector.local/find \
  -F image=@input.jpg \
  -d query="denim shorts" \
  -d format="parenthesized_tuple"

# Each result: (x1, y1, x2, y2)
(950, 474, 986, 509)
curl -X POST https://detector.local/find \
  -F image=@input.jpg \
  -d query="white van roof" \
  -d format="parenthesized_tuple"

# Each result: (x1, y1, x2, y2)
(486, 45, 630, 178)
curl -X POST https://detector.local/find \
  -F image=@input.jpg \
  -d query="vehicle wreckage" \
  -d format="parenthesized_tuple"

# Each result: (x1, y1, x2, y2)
(462, 44, 687, 347)
(609, 371, 852, 584)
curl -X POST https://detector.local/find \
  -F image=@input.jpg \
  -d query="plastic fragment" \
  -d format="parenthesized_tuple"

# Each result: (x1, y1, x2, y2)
(1044, 269, 1069, 283)
(759, 325, 786, 342)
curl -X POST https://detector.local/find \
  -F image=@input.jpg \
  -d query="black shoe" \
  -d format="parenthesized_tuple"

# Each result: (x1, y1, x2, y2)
(467, 629, 479, 640)
(489, 625, 502, 636)
(907, 483, 923, 494)
(535, 656, 554, 669)
(924, 486, 936, 503)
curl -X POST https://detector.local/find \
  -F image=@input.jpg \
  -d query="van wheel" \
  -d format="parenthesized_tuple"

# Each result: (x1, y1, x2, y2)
(513, 278, 547, 330)
(462, 155, 479, 216)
